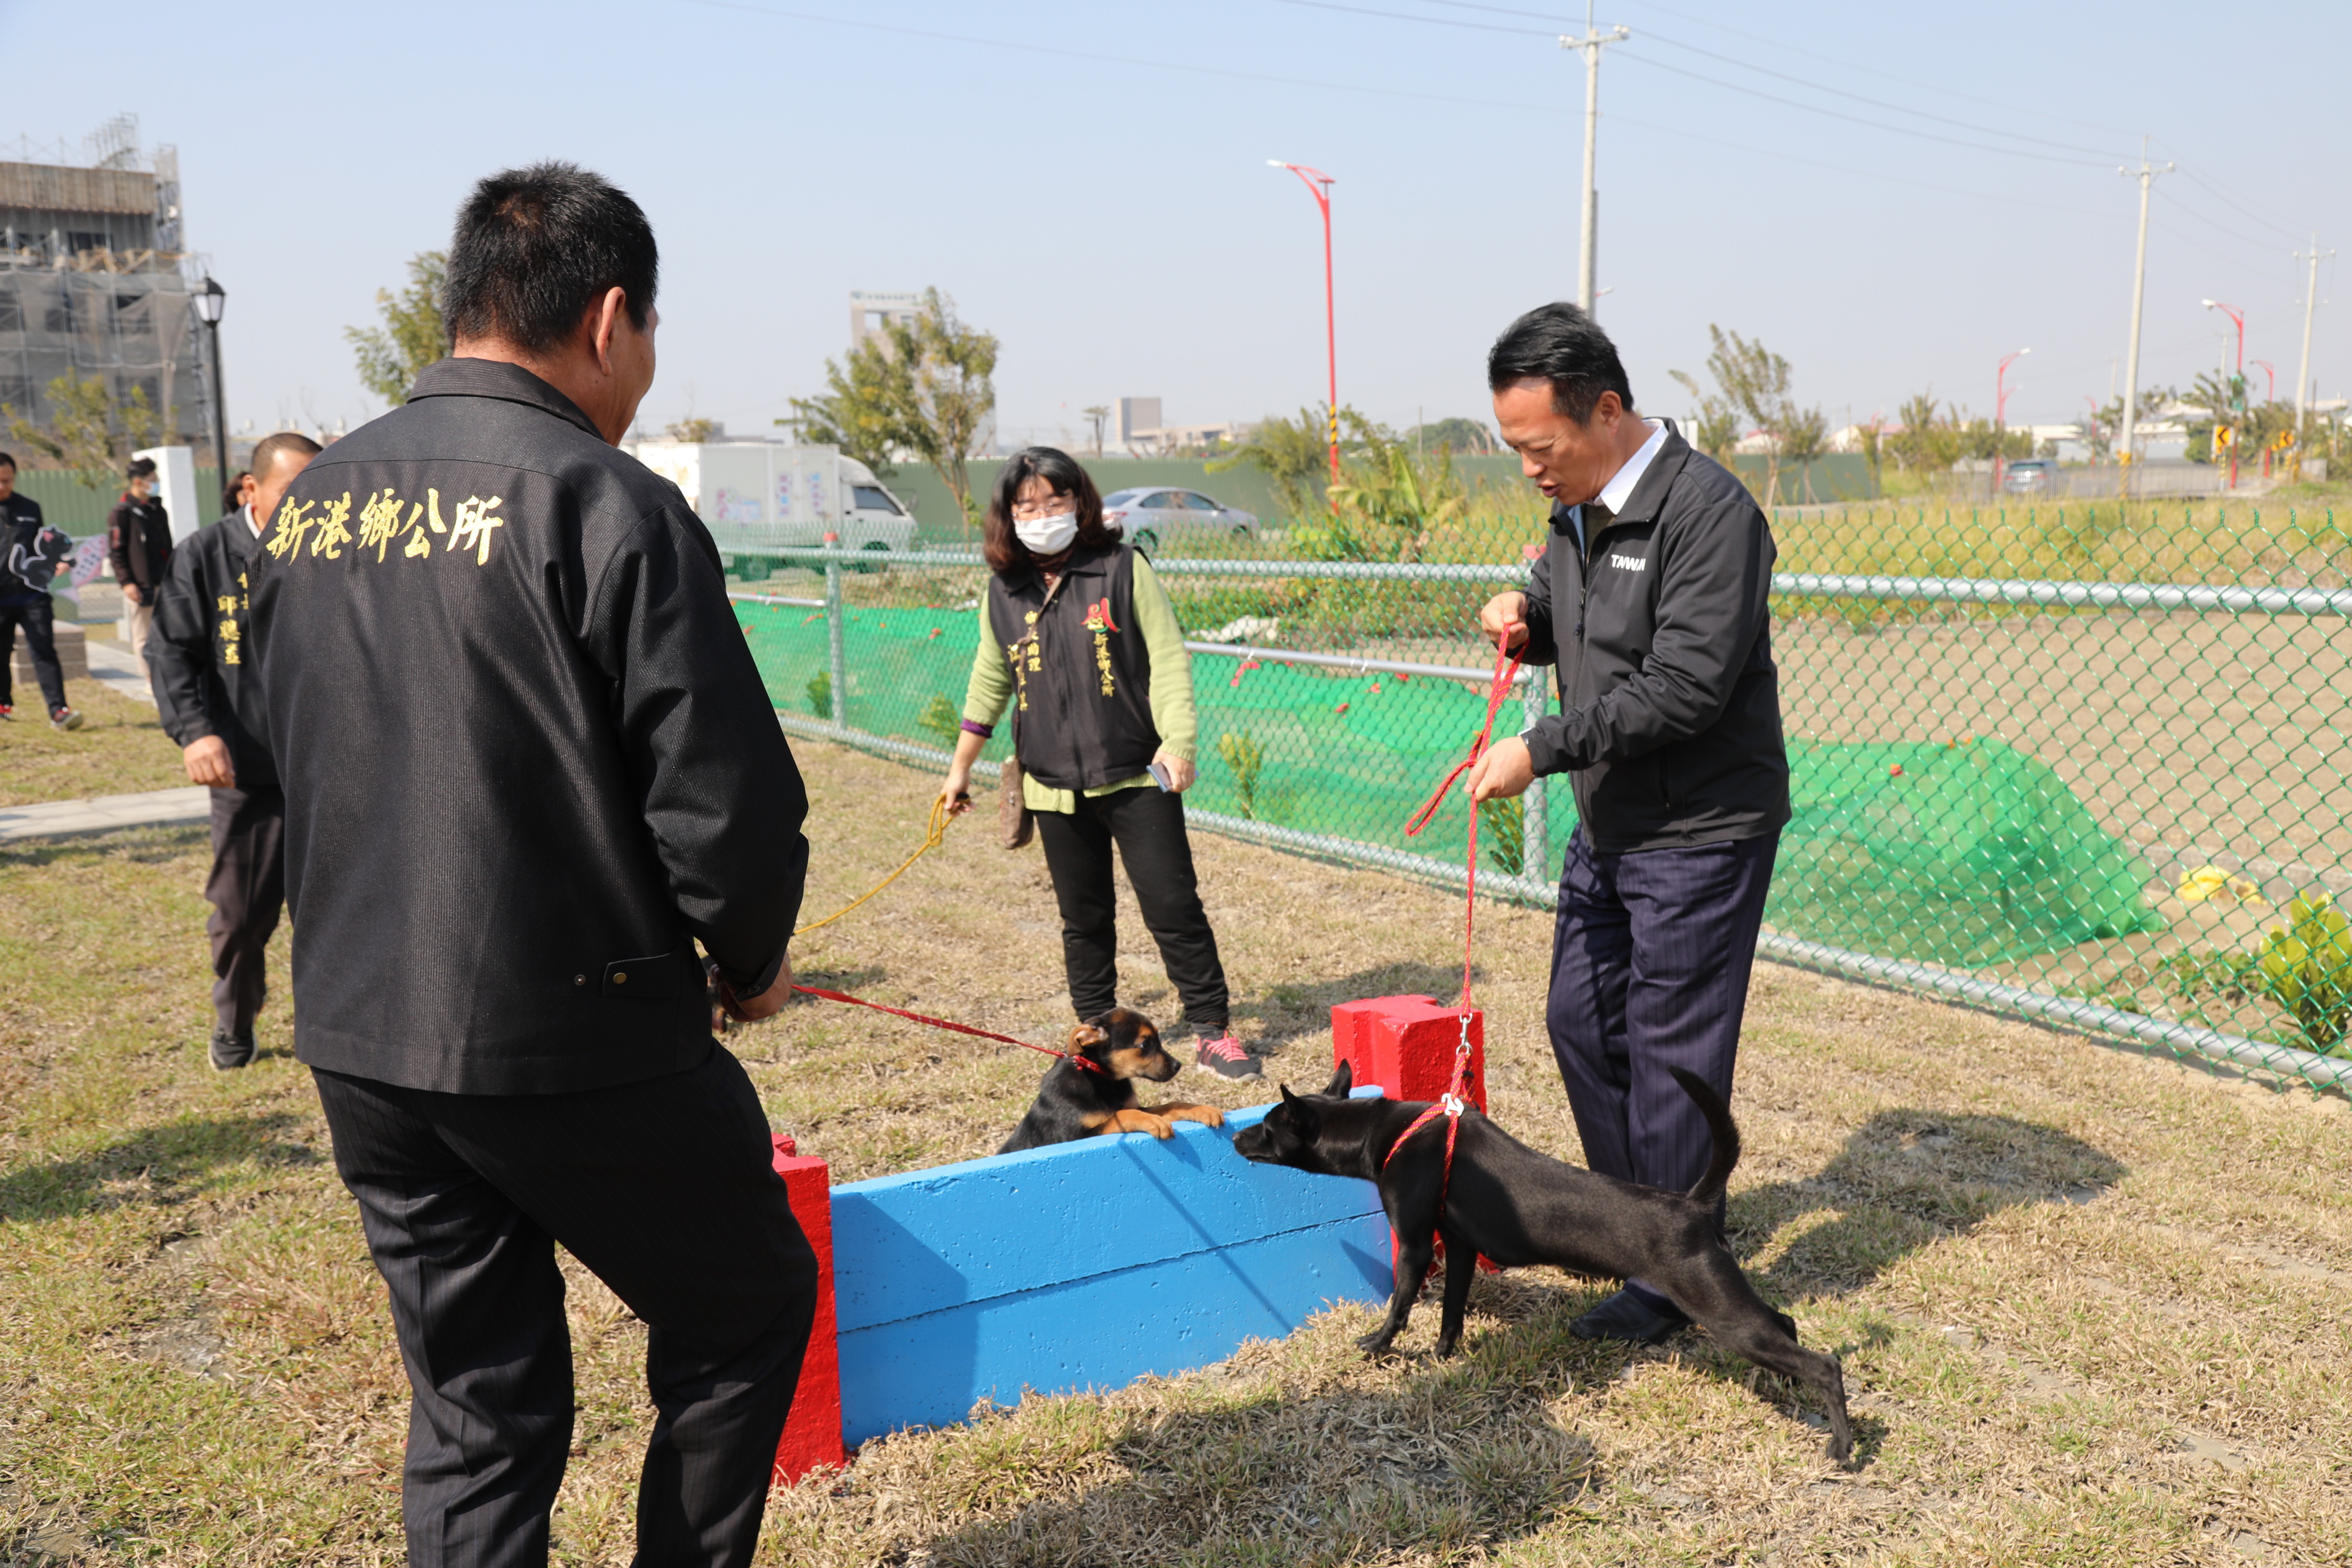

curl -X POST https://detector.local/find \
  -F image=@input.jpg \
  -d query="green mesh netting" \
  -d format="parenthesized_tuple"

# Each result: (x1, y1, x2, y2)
(1770, 738, 2163, 966)
(736, 602, 2161, 966)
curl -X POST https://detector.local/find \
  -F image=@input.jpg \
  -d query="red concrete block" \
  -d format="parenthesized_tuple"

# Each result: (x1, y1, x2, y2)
(771, 1135, 847, 1483)
(1331, 994, 1485, 1111)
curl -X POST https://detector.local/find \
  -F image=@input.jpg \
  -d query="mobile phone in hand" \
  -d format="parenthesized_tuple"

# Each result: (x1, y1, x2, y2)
(1148, 760, 1173, 791)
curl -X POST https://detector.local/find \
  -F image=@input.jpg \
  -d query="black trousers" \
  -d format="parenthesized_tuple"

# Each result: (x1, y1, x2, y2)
(1034, 786, 1230, 1033)
(0, 593, 66, 713)
(1547, 828, 1779, 1222)
(312, 1046, 819, 1568)
(205, 785, 285, 1035)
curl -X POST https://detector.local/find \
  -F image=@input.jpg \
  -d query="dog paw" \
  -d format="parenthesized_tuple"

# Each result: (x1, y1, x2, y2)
(1433, 1338, 1460, 1359)
(1356, 1332, 1400, 1358)
(1196, 1107, 1225, 1128)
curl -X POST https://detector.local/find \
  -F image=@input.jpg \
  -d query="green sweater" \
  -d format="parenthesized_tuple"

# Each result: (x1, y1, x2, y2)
(962, 553, 1197, 813)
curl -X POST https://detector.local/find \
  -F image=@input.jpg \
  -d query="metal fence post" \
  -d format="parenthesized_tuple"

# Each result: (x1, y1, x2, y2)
(824, 535, 848, 731)
(1520, 669, 1548, 881)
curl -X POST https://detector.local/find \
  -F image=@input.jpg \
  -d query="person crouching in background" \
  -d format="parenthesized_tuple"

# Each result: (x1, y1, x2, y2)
(937, 447, 1261, 1079)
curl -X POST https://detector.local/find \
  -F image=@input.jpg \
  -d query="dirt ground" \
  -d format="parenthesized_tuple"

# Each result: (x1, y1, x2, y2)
(2, 736, 2348, 1565)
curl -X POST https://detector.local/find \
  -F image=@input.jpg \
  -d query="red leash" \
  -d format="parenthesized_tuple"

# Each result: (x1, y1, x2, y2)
(1386, 638, 1526, 1188)
(789, 985, 1106, 1074)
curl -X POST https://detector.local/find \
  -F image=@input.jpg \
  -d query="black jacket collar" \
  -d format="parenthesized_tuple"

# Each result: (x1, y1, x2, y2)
(1549, 417, 1695, 535)
(405, 358, 604, 442)
(1004, 541, 1119, 593)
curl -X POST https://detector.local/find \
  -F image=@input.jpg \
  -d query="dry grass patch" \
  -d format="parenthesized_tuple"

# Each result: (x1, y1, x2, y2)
(0, 683, 186, 809)
(1, 740, 2347, 1564)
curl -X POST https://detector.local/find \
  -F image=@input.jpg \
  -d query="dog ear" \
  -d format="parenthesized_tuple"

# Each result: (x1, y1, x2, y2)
(1069, 1023, 1109, 1051)
(1323, 1059, 1354, 1097)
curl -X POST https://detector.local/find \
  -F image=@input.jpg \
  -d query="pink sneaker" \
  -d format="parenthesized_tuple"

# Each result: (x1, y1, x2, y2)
(1193, 1031, 1262, 1080)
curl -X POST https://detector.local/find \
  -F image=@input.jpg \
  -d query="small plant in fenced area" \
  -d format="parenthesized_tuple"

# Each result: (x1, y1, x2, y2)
(2253, 894, 2352, 1056)
(1217, 731, 1265, 820)
(1478, 793, 1525, 877)
(805, 669, 832, 719)
(916, 693, 960, 746)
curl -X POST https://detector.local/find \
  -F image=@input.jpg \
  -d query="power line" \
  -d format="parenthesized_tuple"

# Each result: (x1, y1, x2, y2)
(1609, 51, 2114, 167)
(1413, 0, 2135, 136)
(2161, 157, 2310, 246)
(1604, 111, 2103, 215)
(1281, 0, 2126, 160)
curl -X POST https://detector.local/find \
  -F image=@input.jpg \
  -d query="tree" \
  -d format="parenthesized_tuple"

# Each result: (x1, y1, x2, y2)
(665, 416, 722, 442)
(1209, 406, 1334, 520)
(1082, 404, 1109, 456)
(1675, 326, 1821, 505)
(1405, 416, 1495, 455)
(346, 251, 449, 406)
(4, 367, 157, 489)
(1666, 370, 1739, 460)
(1321, 409, 1467, 562)
(786, 287, 997, 537)
(1777, 405, 1830, 503)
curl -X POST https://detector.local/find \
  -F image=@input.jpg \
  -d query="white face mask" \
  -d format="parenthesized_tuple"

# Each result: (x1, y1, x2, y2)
(1014, 510, 1080, 556)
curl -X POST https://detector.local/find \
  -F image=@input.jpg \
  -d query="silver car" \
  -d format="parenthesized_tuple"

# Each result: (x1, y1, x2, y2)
(1100, 488, 1258, 552)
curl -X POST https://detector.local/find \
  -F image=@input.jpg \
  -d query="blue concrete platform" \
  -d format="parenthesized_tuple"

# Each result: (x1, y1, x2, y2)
(829, 1097, 1391, 1445)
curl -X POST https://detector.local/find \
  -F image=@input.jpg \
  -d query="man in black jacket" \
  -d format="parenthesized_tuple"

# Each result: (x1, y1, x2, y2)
(0, 453, 82, 729)
(246, 163, 815, 1568)
(149, 430, 321, 1071)
(1468, 303, 1789, 1347)
(107, 455, 173, 663)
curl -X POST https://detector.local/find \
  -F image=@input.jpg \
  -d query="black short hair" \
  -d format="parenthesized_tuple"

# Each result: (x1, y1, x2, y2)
(127, 456, 157, 479)
(443, 162, 658, 353)
(1486, 302, 1633, 423)
(0, 452, 14, 471)
(250, 431, 322, 482)
(982, 447, 1119, 572)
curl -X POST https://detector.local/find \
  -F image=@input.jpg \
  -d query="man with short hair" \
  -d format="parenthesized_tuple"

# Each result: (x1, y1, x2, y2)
(247, 162, 816, 1568)
(149, 432, 322, 1071)
(108, 454, 173, 663)
(0, 452, 83, 729)
(1467, 302, 1789, 1347)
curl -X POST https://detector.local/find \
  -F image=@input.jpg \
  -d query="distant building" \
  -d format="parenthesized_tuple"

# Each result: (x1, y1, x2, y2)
(0, 115, 212, 448)
(1114, 397, 1161, 447)
(849, 290, 923, 352)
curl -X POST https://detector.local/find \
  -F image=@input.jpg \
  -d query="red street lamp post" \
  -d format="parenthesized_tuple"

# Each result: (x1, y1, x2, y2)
(2084, 395, 2104, 465)
(2202, 299, 2245, 488)
(1269, 160, 1340, 488)
(2250, 360, 2277, 475)
(1995, 347, 2028, 493)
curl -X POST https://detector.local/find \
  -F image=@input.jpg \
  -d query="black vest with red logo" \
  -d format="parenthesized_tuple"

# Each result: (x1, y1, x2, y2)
(984, 542, 1162, 791)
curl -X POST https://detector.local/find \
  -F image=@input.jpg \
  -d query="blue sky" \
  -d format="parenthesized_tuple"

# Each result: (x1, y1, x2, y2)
(3, 0, 2340, 444)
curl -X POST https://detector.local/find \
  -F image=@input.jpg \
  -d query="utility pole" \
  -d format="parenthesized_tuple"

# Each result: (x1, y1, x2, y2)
(2294, 236, 2334, 437)
(1561, 2, 1629, 315)
(2116, 138, 2173, 482)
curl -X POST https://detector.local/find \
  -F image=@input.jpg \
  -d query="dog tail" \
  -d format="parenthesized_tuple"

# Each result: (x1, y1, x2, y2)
(1670, 1066, 1740, 1204)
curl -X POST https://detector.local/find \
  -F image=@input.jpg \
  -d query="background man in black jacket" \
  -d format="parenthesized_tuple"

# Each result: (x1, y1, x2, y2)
(0, 452, 81, 729)
(107, 455, 173, 663)
(247, 163, 815, 1568)
(1468, 303, 1789, 1347)
(149, 430, 321, 1071)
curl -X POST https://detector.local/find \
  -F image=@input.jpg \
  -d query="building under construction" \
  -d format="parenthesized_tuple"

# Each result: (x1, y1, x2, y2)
(0, 114, 211, 450)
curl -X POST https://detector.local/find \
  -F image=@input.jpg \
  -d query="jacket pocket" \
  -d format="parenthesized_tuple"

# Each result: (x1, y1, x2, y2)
(601, 950, 682, 999)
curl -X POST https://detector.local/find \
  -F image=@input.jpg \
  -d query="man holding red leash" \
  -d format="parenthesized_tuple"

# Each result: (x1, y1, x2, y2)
(1467, 302, 1789, 1348)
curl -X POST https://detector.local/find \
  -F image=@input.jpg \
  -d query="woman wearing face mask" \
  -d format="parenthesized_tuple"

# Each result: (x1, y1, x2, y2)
(939, 446, 1260, 1080)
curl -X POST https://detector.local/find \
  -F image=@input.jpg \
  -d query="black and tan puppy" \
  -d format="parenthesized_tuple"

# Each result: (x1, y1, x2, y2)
(1233, 1060, 1851, 1462)
(998, 1008, 1226, 1153)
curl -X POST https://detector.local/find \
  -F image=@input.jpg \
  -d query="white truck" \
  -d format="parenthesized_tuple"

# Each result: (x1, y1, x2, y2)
(624, 440, 918, 577)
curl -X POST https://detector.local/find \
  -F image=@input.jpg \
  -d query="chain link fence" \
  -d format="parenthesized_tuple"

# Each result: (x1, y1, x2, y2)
(732, 498, 2352, 1093)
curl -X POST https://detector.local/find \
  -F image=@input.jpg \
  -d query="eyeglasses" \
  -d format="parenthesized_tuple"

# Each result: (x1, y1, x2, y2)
(1010, 495, 1075, 520)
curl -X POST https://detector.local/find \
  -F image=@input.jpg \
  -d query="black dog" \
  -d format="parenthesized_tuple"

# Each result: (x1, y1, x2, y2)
(1232, 1061, 1851, 1462)
(999, 1008, 1226, 1153)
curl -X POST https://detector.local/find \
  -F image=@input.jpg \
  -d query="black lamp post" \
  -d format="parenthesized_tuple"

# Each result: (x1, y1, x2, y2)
(192, 276, 228, 492)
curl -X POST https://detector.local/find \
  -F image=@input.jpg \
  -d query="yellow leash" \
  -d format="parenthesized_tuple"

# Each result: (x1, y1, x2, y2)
(793, 796, 953, 936)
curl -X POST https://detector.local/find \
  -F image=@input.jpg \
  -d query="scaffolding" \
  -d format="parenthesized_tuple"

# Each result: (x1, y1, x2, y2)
(0, 113, 211, 453)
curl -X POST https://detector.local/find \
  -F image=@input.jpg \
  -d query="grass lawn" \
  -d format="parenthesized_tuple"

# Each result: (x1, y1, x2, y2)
(2, 736, 2347, 1565)
(0, 681, 189, 808)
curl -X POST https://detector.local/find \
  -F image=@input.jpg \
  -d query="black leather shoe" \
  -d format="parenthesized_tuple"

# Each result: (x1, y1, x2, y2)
(1571, 1287, 1690, 1345)
(209, 1027, 256, 1071)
